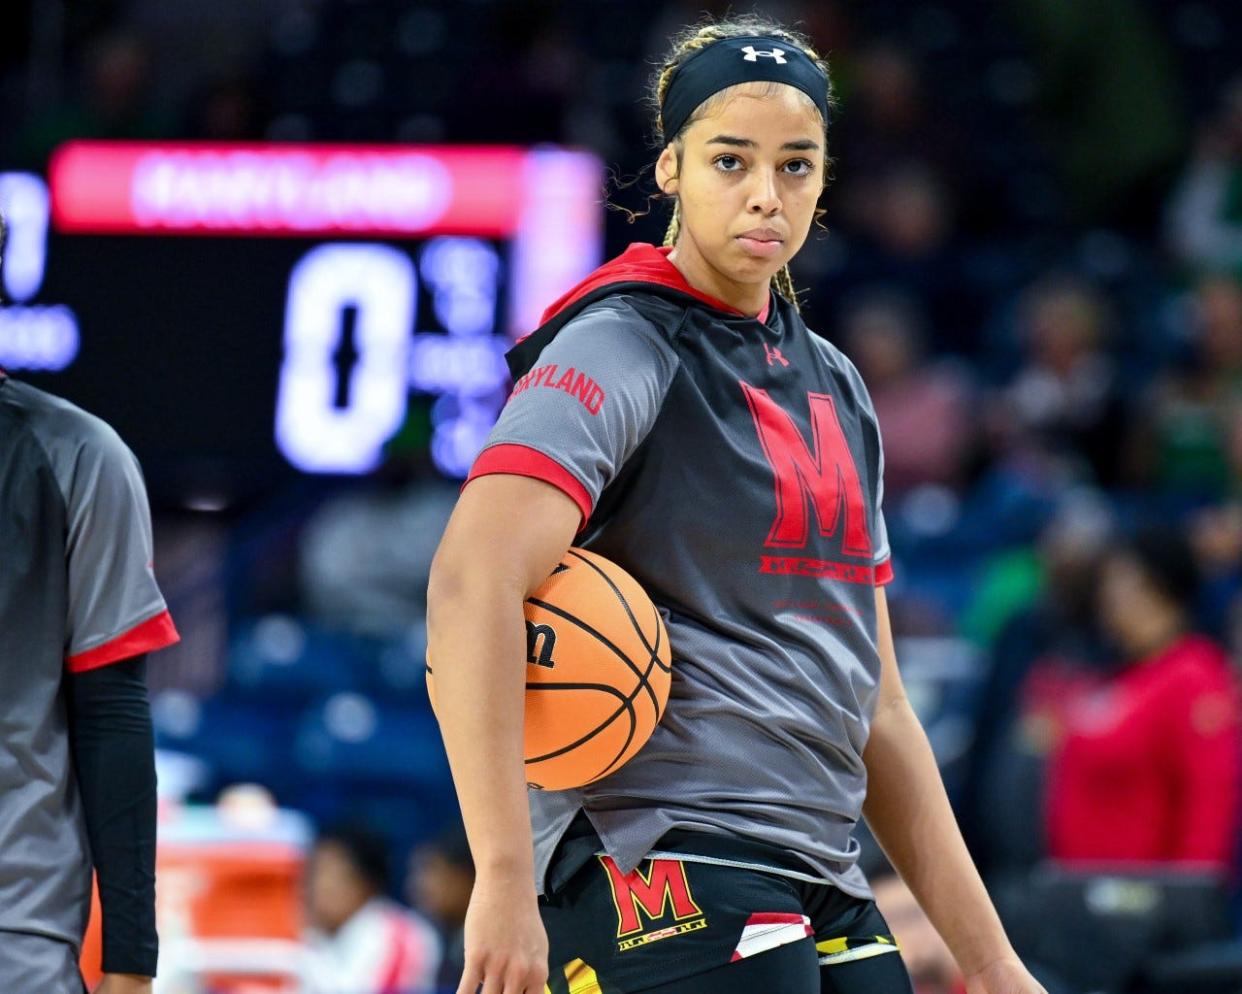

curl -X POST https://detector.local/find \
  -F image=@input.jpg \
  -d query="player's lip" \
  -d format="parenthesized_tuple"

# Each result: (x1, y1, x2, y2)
(735, 227, 785, 242)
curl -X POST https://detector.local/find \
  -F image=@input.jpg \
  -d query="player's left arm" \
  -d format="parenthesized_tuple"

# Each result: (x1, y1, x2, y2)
(55, 415, 179, 987)
(862, 587, 1048, 994)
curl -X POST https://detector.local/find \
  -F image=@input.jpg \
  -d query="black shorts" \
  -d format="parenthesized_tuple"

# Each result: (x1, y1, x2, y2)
(539, 815, 913, 994)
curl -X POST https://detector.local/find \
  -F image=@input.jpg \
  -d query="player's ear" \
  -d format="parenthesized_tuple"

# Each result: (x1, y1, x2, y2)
(655, 144, 679, 196)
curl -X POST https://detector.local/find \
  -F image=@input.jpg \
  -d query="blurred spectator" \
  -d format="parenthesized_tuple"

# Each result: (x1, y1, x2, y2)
(867, 165, 954, 264)
(454, 7, 583, 144)
(830, 44, 968, 232)
(1047, 526, 1242, 868)
(995, 276, 1128, 486)
(872, 872, 965, 994)
(1192, 495, 1242, 654)
(1010, 0, 1184, 229)
(1167, 77, 1242, 277)
(8, 29, 171, 168)
(406, 826, 474, 991)
(1138, 274, 1242, 498)
(842, 289, 975, 495)
(822, 164, 981, 355)
(298, 412, 457, 636)
(304, 823, 441, 994)
(961, 494, 1111, 878)
(1188, 393, 1242, 658)
(185, 73, 265, 140)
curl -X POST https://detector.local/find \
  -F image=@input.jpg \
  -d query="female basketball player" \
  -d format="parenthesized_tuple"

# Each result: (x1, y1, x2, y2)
(428, 16, 1048, 994)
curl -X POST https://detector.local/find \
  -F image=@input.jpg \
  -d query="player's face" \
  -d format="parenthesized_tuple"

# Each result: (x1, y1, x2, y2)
(659, 83, 825, 290)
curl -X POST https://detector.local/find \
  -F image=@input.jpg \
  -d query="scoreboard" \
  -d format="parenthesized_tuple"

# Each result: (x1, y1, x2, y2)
(0, 141, 603, 500)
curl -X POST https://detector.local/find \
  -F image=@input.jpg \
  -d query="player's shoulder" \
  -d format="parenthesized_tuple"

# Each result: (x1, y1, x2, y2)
(802, 321, 874, 401)
(561, 294, 668, 340)
(797, 316, 854, 372)
(7, 380, 136, 479)
(549, 295, 681, 370)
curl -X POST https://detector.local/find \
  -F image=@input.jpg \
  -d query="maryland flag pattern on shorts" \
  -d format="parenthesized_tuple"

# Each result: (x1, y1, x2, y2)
(814, 932, 901, 966)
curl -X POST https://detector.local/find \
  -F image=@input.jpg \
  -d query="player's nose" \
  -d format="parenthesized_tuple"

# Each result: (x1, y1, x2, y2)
(746, 167, 782, 215)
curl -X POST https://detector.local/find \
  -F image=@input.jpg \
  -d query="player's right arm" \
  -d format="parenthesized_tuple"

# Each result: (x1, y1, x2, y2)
(427, 475, 579, 994)
(427, 301, 677, 994)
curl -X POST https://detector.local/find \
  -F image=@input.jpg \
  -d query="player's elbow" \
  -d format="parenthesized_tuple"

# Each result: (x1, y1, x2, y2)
(425, 522, 525, 624)
(427, 536, 493, 620)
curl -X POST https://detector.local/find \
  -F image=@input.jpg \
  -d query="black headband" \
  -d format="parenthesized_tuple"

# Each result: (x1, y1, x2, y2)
(660, 36, 829, 142)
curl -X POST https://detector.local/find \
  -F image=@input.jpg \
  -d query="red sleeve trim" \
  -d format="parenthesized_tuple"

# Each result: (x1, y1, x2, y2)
(465, 444, 593, 526)
(874, 558, 894, 586)
(67, 609, 180, 673)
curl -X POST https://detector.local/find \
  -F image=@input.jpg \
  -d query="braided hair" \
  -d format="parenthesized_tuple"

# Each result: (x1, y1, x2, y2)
(650, 15, 834, 314)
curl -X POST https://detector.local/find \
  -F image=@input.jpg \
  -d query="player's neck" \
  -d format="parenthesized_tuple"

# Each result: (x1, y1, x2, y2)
(667, 242, 769, 317)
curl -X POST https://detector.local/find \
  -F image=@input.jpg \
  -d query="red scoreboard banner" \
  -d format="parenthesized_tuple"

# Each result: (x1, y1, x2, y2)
(49, 141, 535, 238)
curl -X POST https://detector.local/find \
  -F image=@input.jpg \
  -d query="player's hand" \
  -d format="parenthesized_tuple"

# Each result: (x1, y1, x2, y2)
(456, 871, 549, 994)
(94, 974, 154, 994)
(964, 955, 1049, 994)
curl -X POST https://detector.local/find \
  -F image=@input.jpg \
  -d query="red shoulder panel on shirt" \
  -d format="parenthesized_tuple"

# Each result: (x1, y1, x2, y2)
(465, 443, 592, 527)
(66, 609, 180, 673)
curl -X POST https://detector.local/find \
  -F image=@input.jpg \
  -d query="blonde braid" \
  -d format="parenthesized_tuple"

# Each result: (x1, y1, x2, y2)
(663, 202, 679, 247)
(774, 265, 799, 309)
(651, 16, 834, 315)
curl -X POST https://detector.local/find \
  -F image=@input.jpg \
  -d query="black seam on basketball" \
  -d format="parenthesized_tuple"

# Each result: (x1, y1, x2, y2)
(525, 666, 647, 781)
(525, 596, 661, 717)
(649, 604, 665, 722)
(590, 698, 639, 783)
(565, 550, 672, 674)
(523, 682, 636, 765)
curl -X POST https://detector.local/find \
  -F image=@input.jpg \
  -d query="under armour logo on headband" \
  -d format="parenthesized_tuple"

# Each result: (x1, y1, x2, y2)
(741, 45, 787, 64)
(660, 36, 829, 140)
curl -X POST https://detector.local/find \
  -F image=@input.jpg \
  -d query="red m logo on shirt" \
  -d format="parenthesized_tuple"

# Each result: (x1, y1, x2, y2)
(741, 382, 872, 556)
(598, 856, 703, 937)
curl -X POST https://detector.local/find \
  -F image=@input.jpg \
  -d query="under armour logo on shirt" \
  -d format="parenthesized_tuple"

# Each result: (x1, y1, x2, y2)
(741, 45, 787, 64)
(763, 342, 790, 367)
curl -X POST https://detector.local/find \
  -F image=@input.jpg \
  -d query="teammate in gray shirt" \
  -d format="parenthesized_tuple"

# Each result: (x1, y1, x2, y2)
(1, 217, 177, 994)
(427, 15, 1048, 994)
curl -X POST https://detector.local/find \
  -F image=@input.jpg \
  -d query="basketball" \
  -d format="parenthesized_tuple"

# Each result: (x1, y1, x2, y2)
(427, 547, 671, 790)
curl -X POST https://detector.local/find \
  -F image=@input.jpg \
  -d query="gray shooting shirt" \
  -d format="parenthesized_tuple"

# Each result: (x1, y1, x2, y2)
(466, 245, 892, 899)
(0, 375, 178, 947)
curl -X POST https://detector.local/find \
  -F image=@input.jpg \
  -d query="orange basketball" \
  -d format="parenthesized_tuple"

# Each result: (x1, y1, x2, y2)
(427, 547, 671, 790)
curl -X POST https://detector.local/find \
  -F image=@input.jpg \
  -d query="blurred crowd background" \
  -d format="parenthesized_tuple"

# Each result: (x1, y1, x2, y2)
(4, 0, 1242, 992)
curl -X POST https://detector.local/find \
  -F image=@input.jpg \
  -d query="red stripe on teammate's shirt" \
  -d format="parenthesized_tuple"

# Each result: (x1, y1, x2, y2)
(875, 558, 894, 586)
(466, 444, 593, 525)
(66, 609, 180, 673)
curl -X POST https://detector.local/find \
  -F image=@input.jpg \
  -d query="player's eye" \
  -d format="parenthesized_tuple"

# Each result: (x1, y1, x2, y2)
(784, 159, 815, 176)
(713, 154, 744, 172)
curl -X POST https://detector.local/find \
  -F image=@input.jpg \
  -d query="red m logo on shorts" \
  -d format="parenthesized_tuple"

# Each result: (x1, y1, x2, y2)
(598, 856, 703, 937)
(741, 382, 872, 556)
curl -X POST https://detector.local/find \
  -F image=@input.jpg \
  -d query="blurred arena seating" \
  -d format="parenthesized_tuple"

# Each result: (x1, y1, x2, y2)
(4, 2, 1242, 991)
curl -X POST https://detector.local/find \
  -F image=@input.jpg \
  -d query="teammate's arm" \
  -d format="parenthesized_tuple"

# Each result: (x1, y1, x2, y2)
(862, 587, 1048, 994)
(54, 413, 179, 992)
(427, 474, 581, 994)
(68, 655, 158, 993)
